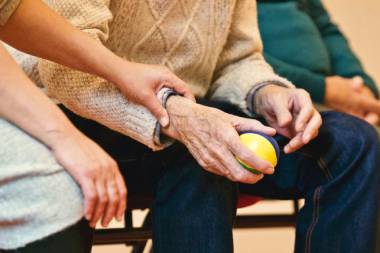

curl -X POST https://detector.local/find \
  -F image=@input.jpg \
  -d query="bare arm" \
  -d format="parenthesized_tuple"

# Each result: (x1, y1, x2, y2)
(0, 0, 193, 126)
(0, 44, 126, 228)
(0, 0, 121, 86)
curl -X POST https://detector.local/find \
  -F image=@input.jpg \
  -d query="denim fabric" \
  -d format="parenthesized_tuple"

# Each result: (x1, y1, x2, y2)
(62, 101, 380, 253)
(0, 219, 93, 253)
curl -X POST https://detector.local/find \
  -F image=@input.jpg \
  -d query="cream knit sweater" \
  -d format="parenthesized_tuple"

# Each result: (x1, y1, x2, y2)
(0, 0, 20, 25)
(37, 0, 293, 150)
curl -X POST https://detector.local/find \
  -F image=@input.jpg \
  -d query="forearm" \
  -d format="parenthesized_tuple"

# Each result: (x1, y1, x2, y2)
(39, 59, 164, 150)
(0, 0, 125, 86)
(0, 45, 78, 148)
(211, 54, 293, 115)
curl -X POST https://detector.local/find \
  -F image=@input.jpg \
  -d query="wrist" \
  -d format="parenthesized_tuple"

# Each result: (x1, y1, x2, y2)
(101, 56, 131, 86)
(41, 123, 81, 151)
(253, 84, 288, 115)
(161, 95, 197, 139)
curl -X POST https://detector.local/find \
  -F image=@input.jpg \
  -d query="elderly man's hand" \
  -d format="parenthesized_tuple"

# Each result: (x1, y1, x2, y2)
(162, 96, 276, 184)
(254, 85, 322, 154)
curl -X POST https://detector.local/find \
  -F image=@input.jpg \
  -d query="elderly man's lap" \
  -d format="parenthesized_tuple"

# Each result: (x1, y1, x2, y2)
(62, 102, 380, 253)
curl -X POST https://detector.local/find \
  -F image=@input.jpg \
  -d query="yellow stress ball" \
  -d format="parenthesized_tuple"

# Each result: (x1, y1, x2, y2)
(237, 132, 280, 174)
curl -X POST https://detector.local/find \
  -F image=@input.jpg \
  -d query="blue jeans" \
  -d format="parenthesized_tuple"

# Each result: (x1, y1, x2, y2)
(62, 100, 380, 253)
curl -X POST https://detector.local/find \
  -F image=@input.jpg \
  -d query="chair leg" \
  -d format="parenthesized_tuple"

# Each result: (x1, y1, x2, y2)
(292, 199, 300, 228)
(131, 211, 152, 253)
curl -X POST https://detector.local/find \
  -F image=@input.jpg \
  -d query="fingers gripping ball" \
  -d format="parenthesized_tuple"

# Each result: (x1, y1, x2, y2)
(238, 132, 280, 174)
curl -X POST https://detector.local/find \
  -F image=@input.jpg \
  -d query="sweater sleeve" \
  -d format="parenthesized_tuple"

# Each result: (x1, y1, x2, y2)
(0, 0, 20, 25)
(264, 53, 326, 103)
(308, 0, 379, 98)
(209, 0, 294, 115)
(38, 0, 163, 151)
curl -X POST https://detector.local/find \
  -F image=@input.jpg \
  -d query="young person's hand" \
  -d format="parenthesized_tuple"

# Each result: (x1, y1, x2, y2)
(46, 127, 127, 228)
(325, 76, 380, 125)
(112, 62, 195, 127)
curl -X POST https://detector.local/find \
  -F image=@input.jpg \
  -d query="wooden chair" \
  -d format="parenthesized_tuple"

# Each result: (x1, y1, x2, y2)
(94, 195, 300, 253)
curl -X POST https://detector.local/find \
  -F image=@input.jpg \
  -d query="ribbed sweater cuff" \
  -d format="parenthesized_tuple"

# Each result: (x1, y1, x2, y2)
(153, 88, 178, 148)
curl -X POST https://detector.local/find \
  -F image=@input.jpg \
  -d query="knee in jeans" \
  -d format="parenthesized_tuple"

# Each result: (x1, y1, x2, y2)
(321, 111, 379, 150)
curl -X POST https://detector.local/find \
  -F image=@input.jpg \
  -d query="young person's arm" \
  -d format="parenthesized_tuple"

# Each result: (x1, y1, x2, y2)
(18, 0, 192, 150)
(0, 0, 193, 127)
(0, 44, 126, 228)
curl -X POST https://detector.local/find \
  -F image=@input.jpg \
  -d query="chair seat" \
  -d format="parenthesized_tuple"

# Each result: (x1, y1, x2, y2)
(128, 194, 262, 210)
(237, 194, 262, 208)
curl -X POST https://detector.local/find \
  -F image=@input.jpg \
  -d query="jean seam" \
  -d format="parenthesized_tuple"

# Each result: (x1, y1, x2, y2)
(305, 186, 321, 253)
(301, 150, 332, 253)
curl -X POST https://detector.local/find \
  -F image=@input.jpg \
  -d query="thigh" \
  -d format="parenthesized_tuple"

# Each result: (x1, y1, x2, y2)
(0, 119, 84, 250)
(2, 220, 93, 253)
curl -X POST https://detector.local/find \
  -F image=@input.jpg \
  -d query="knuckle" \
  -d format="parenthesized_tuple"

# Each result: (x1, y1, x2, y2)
(237, 152, 251, 163)
(119, 188, 127, 198)
(87, 192, 97, 202)
(109, 195, 119, 203)
(99, 195, 108, 204)
(297, 88, 308, 96)
(233, 172, 244, 181)
(108, 159, 118, 169)
(202, 155, 214, 167)
(84, 168, 97, 178)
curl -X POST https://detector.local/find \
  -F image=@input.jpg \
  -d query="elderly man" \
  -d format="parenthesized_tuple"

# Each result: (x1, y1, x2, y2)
(15, 0, 380, 252)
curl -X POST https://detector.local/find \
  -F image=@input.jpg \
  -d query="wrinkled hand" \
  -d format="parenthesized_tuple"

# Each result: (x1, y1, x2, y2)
(162, 96, 276, 184)
(114, 62, 195, 127)
(325, 76, 380, 125)
(48, 128, 127, 228)
(254, 85, 322, 154)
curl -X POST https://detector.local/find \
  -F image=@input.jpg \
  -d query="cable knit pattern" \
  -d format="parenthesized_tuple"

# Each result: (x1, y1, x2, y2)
(0, 0, 20, 25)
(34, 0, 293, 150)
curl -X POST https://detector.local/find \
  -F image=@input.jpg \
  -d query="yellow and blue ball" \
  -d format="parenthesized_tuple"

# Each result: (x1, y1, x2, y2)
(237, 132, 280, 174)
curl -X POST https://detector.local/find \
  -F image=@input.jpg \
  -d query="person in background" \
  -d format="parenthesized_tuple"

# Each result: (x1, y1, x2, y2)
(257, 0, 380, 125)
(0, 0, 192, 252)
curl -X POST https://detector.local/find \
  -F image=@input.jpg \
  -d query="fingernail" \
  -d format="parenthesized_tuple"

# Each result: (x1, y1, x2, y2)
(304, 134, 311, 142)
(159, 117, 169, 127)
(116, 216, 122, 222)
(264, 167, 275, 174)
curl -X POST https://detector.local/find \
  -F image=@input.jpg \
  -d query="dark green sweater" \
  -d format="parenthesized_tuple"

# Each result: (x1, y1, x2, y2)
(257, 0, 378, 102)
